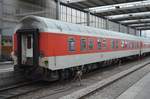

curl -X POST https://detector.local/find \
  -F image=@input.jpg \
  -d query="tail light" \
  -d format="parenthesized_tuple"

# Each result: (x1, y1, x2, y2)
(44, 60, 48, 66)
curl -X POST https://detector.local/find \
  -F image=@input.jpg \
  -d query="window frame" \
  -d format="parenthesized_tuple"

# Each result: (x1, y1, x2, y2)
(68, 37, 76, 51)
(97, 38, 101, 49)
(80, 37, 87, 51)
(111, 39, 115, 49)
(102, 38, 107, 49)
(121, 40, 125, 48)
(27, 35, 32, 49)
(116, 40, 118, 48)
(88, 38, 94, 50)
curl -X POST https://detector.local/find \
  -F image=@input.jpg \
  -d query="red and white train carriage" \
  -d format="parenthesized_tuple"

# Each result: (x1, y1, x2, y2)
(12, 16, 150, 80)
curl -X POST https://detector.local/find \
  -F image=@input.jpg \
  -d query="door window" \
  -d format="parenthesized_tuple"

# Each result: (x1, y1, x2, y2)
(27, 36, 32, 49)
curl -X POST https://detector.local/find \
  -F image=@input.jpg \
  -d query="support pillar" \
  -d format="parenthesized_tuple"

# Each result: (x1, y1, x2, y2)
(119, 23, 121, 32)
(106, 19, 109, 30)
(127, 27, 130, 34)
(56, 0, 60, 20)
(87, 10, 90, 26)
(134, 29, 136, 35)
(140, 30, 142, 37)
(0, 0, 3, 59)
(0, 0, 3, 29)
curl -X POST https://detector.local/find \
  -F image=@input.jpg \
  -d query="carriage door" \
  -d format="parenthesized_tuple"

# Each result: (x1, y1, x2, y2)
(17, 29, 39, 66)
(22, 34, 33, 64)
(26, 35, 33, 57)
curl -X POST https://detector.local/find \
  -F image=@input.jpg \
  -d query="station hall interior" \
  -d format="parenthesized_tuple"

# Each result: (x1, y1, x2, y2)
(1, 0, 150, 99)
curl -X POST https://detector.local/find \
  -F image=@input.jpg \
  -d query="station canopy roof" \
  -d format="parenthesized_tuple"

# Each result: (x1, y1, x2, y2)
(61, 0, 150, 30)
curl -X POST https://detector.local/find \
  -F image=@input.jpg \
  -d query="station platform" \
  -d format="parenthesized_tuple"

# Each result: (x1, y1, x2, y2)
(0, 61, 12, 65)
(0, 61, 13, 72)
(117, 71, 150, 99)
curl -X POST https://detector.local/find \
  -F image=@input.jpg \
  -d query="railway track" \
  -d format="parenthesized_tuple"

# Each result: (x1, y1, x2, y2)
(0, 79, 74, 99)
(60, 60, 150, 99)
(32, 57, 150, 99)
(0, 80, 42, 99)
(0, 57, 150, 99)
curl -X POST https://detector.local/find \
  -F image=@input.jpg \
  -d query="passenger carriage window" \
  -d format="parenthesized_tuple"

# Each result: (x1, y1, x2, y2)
(103, 39, 107, 48)
(136, 42, 138, 48)
(130, 42, 132, 48)
(137, 42, 139, 48)
(134, 42, 137, 48)
(116, 40, 118, 48)
(88, 39, 94, 49)
(97, 39, 101, 49)
(111, 39, 115, 48)
(133, 42, 135, 48)
(81, 38, 87, 50)
(139, 42, 141, 48)
(68, 38, 75, 51)
(126, 41, 128, 48)
(27, 36, 32, 49)
(121, 40, 125, 48)
(131, 42, 133, 48)
(132, 42, 134, 49)
(127, 41, 130, 48)
(125, 41, 127, 48)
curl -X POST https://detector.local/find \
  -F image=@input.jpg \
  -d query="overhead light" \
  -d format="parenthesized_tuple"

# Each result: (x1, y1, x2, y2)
(65, 0, 86, 3)
(120, 19, 150, 23)
(107, 12, 150, 20)
(115, 6, 120, 9)
(88, 1, 150, 13)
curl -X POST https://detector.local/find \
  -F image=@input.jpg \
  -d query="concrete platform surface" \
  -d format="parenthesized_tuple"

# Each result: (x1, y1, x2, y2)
(117, 71, 150, 99)
(0, 68, 13, 73)
(0, 61, 12, 65)
(0, 64, 13, 70)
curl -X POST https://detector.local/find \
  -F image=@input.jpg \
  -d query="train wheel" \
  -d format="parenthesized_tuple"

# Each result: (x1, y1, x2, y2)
(59, 69, 72, 81)
(82, 66, 87, 74)
(87, 64, 92, 72)
(43, 69, 59, 81)
(92, 63, 98, 70)
(65, 69, 71, 80)
(70, 68, 76, 78)
(58, 70, 65, 81)
(25, 67, 44, 80)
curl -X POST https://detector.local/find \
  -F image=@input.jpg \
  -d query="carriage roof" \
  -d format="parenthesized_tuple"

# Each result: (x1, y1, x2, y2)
(16, 15, 142, 41)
